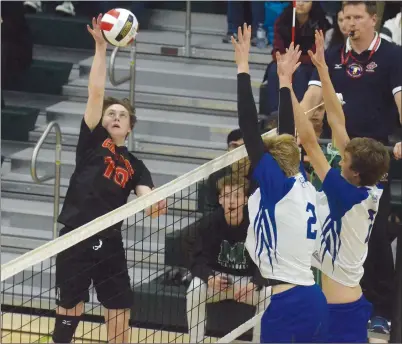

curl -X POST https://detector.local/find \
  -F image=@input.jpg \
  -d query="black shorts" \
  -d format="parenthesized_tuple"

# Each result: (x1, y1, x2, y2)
(55, 227, 133, 309)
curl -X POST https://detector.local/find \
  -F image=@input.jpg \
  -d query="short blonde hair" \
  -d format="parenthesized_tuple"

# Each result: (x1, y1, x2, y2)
(262, 134, 300, 177)
(231, 134, 300, 178)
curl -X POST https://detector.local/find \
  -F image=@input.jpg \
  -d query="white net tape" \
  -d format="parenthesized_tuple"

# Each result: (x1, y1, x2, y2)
(1, 129, 276, 282)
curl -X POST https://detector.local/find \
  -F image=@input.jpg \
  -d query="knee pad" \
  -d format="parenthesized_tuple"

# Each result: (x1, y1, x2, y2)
(52, 314, 80, 343)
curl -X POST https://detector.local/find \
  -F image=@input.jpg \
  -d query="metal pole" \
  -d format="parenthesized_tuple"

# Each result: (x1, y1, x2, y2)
(185, 1, 191, 57)
(127, 40, 137, 151)
(53, 131, 62, 239)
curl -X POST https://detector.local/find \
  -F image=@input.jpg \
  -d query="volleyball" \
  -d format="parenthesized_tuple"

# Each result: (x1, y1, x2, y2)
(100, 8, 138, 47)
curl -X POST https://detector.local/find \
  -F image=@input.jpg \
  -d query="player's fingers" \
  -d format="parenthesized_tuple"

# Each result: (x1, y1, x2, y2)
(231, 35, 238, 47)
(96, 13, 102, 26)
(92, 17, 96, 29)
(237, 26, 243, 44)
(293, 62, 301, 73)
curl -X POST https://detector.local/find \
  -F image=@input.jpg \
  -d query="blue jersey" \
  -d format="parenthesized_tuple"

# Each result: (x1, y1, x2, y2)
(312, 168, 383, 287)
(245, 153, 319, 286)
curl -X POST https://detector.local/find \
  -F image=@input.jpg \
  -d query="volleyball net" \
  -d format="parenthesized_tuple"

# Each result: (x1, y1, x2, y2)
(1, 129, 277, 343)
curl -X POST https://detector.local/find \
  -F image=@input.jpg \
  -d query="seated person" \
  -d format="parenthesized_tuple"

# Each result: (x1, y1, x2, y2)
(266, 1, 330, 114)
(200, 128, 244, 214)
(187, 174, 269, 343)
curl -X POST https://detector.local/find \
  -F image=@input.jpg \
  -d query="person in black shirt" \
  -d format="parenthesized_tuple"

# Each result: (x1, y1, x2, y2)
(52, 15, 166, 344)
(187, 175, 269, 343)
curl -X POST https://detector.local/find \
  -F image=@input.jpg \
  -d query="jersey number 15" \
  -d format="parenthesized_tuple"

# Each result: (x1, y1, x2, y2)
(306, 202, 317, 240)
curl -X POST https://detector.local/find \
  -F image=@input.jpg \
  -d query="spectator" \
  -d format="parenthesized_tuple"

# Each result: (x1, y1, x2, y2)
(380, 11, 401, 46)
(24, 1, 75, 16)
(187, 175, 269, 343)
(265, 1, 330, 115)
(325, 9, 349, 49)
(301, 1, 401, 334)
(222, 1, 265, 47)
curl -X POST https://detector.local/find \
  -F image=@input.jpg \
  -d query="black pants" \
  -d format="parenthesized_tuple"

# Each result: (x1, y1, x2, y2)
(362, 181, 395, 320)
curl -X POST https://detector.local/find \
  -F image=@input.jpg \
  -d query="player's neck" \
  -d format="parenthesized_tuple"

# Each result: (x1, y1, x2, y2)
(112, 137, 126, 147)
(296, 13, 309, 26)
(350, 32, 376, 54)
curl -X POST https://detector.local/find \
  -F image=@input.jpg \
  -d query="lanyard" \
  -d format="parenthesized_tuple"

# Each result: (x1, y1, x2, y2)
(341, 35, 381, 66)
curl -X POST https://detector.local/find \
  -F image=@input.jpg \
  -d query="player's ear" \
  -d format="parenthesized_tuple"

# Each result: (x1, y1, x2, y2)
(371, 13, 377, 27)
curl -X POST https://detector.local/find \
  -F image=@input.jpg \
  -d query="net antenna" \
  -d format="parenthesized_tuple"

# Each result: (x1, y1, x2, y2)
(1, 129, 277, 281)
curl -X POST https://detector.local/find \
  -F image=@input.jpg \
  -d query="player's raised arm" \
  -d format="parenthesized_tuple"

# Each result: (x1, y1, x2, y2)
(276, 44, 331, 182)
(231, 24, 265, 167)
(308, 30, 350, 157)
(84, 14, 108, 130)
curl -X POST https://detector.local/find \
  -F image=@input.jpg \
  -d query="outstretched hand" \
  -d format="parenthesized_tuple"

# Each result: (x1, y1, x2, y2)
(276, 42, 302, 84)
(231, 23, 252, 72)
(308, 30, 327, 69)
(87, 14, 107, 47)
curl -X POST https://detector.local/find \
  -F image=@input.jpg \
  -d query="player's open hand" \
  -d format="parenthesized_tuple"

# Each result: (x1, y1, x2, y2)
(87, 14, 107, 47)
(276, 42, 302, 83)
(394, 142, 402, 160)
(231, 23, 251, 72)
(308, 30, 327, 70)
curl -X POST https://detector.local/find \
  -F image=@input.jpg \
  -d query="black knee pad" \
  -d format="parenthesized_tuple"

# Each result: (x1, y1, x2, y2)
(52, 314, 80, 343)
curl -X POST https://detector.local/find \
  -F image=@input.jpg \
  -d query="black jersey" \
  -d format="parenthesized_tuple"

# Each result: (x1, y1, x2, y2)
(58, 119, 154, 232)
(309, 34, 402, 143)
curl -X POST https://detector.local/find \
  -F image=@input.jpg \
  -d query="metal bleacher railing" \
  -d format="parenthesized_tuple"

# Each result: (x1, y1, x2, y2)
(30, 121, 62, 240)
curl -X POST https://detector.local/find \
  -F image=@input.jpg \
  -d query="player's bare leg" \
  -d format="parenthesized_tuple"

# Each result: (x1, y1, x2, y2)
(104, 308, 130, 343)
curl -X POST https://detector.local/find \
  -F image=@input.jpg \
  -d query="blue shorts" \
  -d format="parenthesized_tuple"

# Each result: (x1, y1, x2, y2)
(260, 284, 328, 343)
(328, 295, 372, 343)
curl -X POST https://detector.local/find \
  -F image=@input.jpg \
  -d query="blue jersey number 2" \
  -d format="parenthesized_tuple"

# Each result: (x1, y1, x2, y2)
(306, 202, 317, 240)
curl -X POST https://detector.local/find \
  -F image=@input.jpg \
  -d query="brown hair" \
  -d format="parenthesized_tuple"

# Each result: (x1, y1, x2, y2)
(345, 137, 390, 186)
(102, 97, 137, 130)
(263, 134, 300, 177)
(217, 173, 249, 195)
(342, 1, 377, 16)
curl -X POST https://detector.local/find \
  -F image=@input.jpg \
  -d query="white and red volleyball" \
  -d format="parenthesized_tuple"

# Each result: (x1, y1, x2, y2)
(100, 8, 138, 47)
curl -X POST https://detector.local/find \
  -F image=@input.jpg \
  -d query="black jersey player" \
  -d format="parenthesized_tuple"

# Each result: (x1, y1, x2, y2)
(52, 15, 166, 343)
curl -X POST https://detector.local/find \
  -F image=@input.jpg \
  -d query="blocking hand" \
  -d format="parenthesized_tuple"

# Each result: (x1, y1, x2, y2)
(276, 42, 302, 84)
(231, 23, 252, 69)
(308, 30, 327, 70)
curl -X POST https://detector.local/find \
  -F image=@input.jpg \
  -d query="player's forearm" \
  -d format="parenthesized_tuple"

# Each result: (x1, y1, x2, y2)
(237, 72, 265, 166)
(278, 77, 295, 135)
(88, 43, 107, 96)
(289, 86, 317, 146)
(316, 66, 345, 128)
